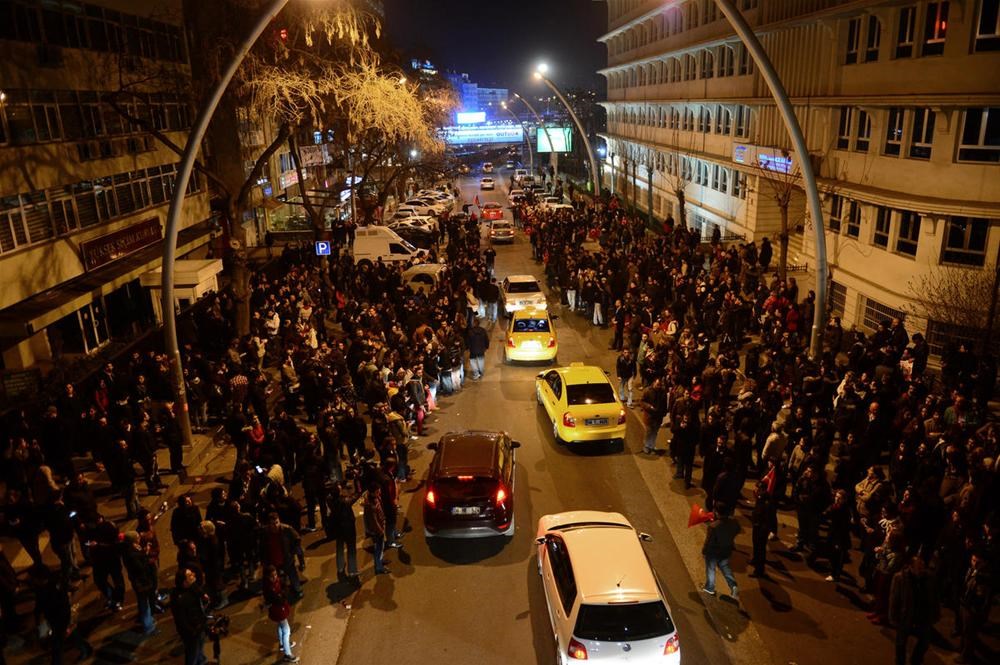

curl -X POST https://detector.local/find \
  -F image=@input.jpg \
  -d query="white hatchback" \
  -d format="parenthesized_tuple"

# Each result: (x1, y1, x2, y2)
(535, 511, 680, 664)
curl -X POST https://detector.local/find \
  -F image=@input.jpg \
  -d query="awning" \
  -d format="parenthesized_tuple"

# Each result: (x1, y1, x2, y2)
(0, 221, 213, 338)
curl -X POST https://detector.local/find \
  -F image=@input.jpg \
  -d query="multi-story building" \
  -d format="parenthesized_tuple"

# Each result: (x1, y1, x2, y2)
(599, 0, 1000, 351)
(0, 0, 213, 375)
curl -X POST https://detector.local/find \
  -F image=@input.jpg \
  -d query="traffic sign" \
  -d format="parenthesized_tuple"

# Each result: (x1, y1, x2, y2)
(315, 241, 331, 256)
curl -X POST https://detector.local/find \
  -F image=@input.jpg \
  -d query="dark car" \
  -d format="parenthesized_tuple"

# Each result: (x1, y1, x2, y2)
(423, 431, 520, 538)
(393, 225, 437, 249)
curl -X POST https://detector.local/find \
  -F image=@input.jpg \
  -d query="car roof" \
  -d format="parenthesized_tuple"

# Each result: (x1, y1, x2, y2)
(482, 202, 501, 208)
(512, 307, 548, 320)
(561, 523, 660, 603)
(553, 364, 610, 385)
(491, 220, 512, 226)
(505, 274, 539, 283)
(436, 431, 504, 475)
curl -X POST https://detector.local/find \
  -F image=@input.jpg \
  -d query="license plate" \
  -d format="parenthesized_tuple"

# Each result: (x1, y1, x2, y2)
(585, 418, 608, 426)
(522, 340, 541, 350)
(451, 506, 480, 516)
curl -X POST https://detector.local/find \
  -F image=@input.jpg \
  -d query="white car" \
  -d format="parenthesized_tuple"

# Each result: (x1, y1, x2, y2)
(406, 198, 448, 215)
(480, 177, 495, 190)
(388, 206, 421, 221)
(536, 511, 681, 665)
(489, 220, 515, 243)
(418, 190, 454, 205)
(388, 216, 438, 234)
(483, 161, 494, 173)
(513, 168, 528, 183)
(500, 274, 546, 314)
(508, 188, 526, 206)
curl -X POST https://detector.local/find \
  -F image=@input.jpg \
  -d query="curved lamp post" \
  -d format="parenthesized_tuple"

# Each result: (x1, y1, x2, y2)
(533, 63, 600, 194)
(499, 101, 534, 173)
(162, 0, 291, 448)
(713, 0, 828, 358)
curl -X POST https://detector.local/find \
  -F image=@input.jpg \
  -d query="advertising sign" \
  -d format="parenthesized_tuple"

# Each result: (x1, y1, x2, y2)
(536, 127, 573, 153)
(733, 144, 795, 174)
(439, 125, 523, 146)
(456, 111, 487, 125)
(80, 218, 162, 271)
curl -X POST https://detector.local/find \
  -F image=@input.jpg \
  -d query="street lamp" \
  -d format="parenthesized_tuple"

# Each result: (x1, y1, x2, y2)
(533, 63, 600, 194)
(713, 0, 828, 358)
(161, 0, 292, 449)
(500, 101, 534, 173)
(409, 148, 419, 159)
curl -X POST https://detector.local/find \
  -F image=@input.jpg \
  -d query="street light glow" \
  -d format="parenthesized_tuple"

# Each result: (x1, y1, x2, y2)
(536, 62, 549, 75)
(409, 149, 418, 158)
(532, 71, 543, 81)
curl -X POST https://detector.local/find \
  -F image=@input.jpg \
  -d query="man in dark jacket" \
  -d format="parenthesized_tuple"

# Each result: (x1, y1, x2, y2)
(615, 349, 636, 407)
(701, 507, 741, 601)
(957, 551, 993, 664)
(749, 482, 777, 577)
(467, 318, 490, 380)
(260, 512, 303, 597)
(639, 378, 668, 454)
(326, 483, 360, 584)
(106, 439, 140, 519)
(672, 413, 701, 489)
(889, 554, 938, 665)
(122, 531, 158, 635)
(170, 495, 203, 548)
(33, 565, 92, 664)
(171, 566, 208, 665)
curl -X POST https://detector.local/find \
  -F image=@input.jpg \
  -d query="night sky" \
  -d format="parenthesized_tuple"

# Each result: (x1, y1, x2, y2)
(382, 0, 608, 92)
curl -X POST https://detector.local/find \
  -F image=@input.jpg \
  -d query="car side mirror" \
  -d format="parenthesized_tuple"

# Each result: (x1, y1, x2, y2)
(426, 442, 439, 451)
(511, 441, 522, 449)
(535, 536, 546, 545)
(638, 532, 653, 543)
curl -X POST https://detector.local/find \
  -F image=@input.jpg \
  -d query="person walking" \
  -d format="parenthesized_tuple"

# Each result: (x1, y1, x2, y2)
(615, 349, 636, 408)
(701, 506, 741, 602)
(171, 566, 209, 665)
(363, 484, 389, 575)
(467, 318, 490, 381)
(262, 565, 300, 663)
(481, 277, 500, 324)
(889, 554, 938, 665)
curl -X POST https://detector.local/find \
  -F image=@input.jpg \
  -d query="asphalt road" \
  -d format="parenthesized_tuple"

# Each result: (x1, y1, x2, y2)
(335, 171, 736, 665)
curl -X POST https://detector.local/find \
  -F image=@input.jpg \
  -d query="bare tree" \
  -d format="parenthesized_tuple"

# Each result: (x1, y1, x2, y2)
(907, 267, 994, 333)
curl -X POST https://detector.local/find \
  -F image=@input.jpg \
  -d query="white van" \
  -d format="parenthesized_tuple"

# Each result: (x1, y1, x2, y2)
(513, 168, 528, 183)
(402, 263, 448, 294)
(352, 226, 427, 267)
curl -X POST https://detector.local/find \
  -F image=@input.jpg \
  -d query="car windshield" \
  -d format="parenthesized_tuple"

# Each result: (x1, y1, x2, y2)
(513, 318, 550, 333)
(484, 203, 500, 209)
(565, 382, 617, 405)
(574, 602, 674, 643)
(506, 281, 540, 294)
(493, 223, 512, 230)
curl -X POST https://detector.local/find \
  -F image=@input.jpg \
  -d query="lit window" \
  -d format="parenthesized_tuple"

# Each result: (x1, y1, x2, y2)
(865, 16, 881, 62)
(909, 107, 935, 159)
(922, 2, 949, 56)
(845, 17, 861, 64)
(958, 107, 1000, 163)
(896, 211, 920, 256)
(896, 5, 916, 57)
(942, 217, 989, 266)
(884, 107, 904, 156)
(975, 0, 1000, 51)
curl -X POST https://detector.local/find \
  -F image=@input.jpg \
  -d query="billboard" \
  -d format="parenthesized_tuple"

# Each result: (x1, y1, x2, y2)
(439, 125, 523, 146)
(456, 111, 486, 125)
(536, 127, 573, 153)
(733, 144, 794, 174)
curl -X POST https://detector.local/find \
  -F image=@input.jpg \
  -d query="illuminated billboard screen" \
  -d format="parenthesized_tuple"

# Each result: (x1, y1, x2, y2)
(536, 127, 573, 153)
(456, 111, 486, 125)
(439, 125, 524, 146)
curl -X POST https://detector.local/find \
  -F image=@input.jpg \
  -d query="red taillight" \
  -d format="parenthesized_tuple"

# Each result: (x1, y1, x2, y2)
(568, 637, 588, 660)
(495, 485, 507, 507)
(425, 488, 436, 508)
(663, 634, 680, 655)
(562, 412, 576, 427)
(507, 337, 516, 348)
(547, 337, 556, 348)
(618, 408, 627, 424)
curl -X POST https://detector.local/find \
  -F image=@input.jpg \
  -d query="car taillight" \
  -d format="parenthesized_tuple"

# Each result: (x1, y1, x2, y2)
(425, 488, 436, 508)
(568, 637, 588, 660)
(618, 408, 627, 424)
(663, 634, 680, 655)
(547, 337, 556, 348)
(495, 485, 507, 507)
(562, 412, 576, 427)
(508, 337, 516, 348)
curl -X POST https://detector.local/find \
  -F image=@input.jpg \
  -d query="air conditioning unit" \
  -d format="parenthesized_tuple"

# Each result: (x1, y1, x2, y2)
(37, 44, 64, 67)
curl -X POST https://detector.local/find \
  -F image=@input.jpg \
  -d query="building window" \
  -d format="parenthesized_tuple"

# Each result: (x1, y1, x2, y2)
(854, 110, 872, 151)
(896, 210, 921, 255)
(942, 217, 989, 266)
(732, 171, 747, 199)
(865, 15, 882, 61)
(922, 1, 949, 56)
(909, 108, 935, 159)
(975, 0, 1000, 51)
(738, 44, 754, 75)
(684, 54, 697, 81)
(718, 45, 734, 76)
(715, 105, 732, 135)
(884, 107, 904, 155)
(846, 201, 861, 238)
(698, 106, 711, 133)
(837, 106, 854, 149)
(695, 161, 710, 186)
(873, 207, 891, 247)
(896, 5, 917, 57)
(845, 17, 861, 64)
(958, 107, 1000, 163)
(734, 105, 751, 138)
(683, 108, 694, 131)
(680, 157, 693, 182)
(862, 297, 908, 334)
(830, 281, 848, 316)
(669, 107, 680, 129)
(828, 194, 843, 233)
(701, 49, 715, 78)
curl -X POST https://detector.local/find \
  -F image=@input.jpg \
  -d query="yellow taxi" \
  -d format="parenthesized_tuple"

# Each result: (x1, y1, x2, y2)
(535, 362, 627, 445)
(505, 308, 557, 363)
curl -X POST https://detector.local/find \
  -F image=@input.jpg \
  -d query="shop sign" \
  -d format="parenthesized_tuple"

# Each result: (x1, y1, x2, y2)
(280, 170, 300, 190)
(80, 218, 162, 271)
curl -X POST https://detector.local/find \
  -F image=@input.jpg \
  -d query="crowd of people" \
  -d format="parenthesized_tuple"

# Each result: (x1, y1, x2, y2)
(0, 176, 996, 665)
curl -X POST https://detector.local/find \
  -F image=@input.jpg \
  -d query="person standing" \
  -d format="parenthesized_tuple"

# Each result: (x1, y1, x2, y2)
(262, 565, 299, 663)
(615, 349, 636, 408)
(672, 413, 700, 489)
(889, 555, 938, 665)
(122, 531, 158, 635)
(820, 489, 853, 583)
(467, 318, 490, 381)
(749, 482, 777, 578)
(701, 506, 741, 601)
(638, 378, 668, 454)
(32, 565, 92, 665)
(363, 484, 388, 575)
(610, 299, 627, 350)
(259, 512, 304, 599)
(481, 278, 500, 324)
(171, 566, 208, 665)
(326, 483, 360, 585)
(957, 551, 993, 664)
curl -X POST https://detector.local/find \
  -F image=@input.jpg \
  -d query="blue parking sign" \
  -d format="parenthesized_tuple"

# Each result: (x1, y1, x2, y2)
(315, 241, 331, 256)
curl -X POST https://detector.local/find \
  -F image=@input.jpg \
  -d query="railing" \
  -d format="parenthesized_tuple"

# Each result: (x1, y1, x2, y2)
(701, 232, 746, 243)
(785, 262, 809, 273)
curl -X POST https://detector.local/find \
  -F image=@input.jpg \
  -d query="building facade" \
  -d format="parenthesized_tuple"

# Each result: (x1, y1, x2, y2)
(0, 0, 213, 373)
(599, 0, 1000, 350)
